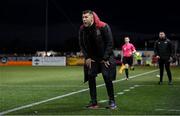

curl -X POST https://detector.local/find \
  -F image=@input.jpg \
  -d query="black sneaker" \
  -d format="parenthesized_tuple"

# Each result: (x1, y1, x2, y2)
(168, 81, 173, 85)
(86, 101, 99, 109)
(158, 81, 163, 85)
(106, 100, 117, 109)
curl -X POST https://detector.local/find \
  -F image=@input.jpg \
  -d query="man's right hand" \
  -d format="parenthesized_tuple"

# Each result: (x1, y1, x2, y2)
(85, 58, 95, 69)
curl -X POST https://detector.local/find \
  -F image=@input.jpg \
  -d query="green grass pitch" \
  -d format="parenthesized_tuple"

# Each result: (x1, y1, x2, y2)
(0, 66, 180, 115)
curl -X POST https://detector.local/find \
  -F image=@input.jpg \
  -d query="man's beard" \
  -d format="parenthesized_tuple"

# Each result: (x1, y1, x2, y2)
(160, 37, 165, 39)
(83, 22, 90, 27)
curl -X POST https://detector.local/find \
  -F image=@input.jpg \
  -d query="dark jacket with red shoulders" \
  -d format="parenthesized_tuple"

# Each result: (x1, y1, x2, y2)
(79, 12, 116, 82)
(79, 12, 114, 61)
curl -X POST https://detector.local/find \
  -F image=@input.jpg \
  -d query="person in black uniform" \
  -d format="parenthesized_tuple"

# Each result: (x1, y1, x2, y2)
(79, 10, 117, 109)
(154, 31, 174, 85)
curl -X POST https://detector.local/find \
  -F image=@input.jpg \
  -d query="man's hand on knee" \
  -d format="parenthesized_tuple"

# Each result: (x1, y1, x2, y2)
(101, 60, 110, 68)
(86, 58, 95, 69)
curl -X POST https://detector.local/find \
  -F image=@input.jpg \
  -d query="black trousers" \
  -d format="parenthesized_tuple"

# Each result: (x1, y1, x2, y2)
(87, 62, 115, 103)
(158, 59, 172, 82)
(88, 75, 115, 103)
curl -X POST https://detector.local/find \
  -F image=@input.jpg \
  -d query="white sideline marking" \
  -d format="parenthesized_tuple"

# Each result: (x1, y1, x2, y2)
(129, 87, 135, 89)
(123, 89, 130, 92)
(168, 109, 180, 112)
(116, 84, 140, 95)
(99, 100, 108, 103)
(0, 69, 158, 115)
(117, 92, 124, 95)
(155, 108, 165, 111)
(99, 84, 140, 103)
(155, 108, 180, 112)
(134, 85, 140, 87)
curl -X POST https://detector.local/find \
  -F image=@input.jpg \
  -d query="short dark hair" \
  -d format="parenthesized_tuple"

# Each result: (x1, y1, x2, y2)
(82, 10, 93, 14)
(159, 31, 165, 34)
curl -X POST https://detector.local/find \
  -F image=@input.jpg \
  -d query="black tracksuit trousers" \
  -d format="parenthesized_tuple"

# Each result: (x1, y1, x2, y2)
(159, 59, 172, 82)
(87, 62, 115, 103)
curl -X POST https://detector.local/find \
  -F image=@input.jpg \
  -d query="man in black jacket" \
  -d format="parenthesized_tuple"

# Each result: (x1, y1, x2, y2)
(79, 10, 116, 109)
(154, 31, 174, 85)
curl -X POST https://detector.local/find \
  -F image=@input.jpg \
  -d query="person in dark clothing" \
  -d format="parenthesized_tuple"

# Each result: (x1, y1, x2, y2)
(79, 10, 117, 109)
(154, 31, 174, 85)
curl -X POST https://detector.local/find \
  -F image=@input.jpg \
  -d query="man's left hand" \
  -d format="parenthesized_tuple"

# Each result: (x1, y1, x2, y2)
(101, 60, 110, 68)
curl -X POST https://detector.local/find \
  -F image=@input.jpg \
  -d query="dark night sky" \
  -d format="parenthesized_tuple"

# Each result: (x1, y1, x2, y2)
(0, 0, 180, 53)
